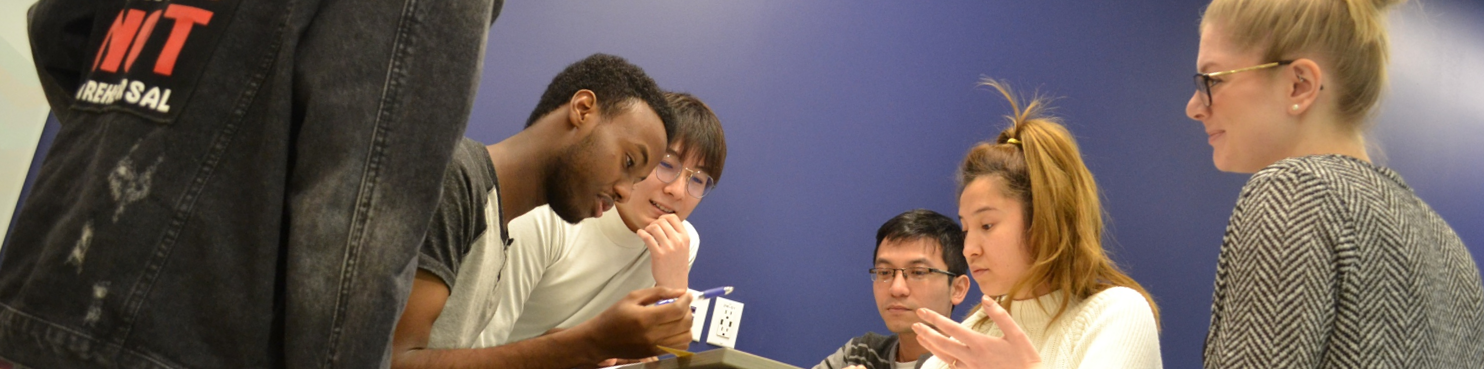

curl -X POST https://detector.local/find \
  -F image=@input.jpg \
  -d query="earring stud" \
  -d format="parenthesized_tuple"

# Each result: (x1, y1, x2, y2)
(1292, 104, 1301, 111)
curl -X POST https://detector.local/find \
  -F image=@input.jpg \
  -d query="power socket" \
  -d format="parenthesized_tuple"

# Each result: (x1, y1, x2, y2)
(689, 295, 710, 342)
(705, 297, 744, 348)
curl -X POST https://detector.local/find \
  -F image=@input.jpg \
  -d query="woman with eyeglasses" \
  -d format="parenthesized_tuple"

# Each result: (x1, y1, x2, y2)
(1186, 0, 1484, 367)
(906, 80, 1162, 369)
(471, 92, 728, 365)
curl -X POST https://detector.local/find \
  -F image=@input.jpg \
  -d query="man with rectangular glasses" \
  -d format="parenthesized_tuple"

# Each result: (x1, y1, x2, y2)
(815, 209, 971, 369)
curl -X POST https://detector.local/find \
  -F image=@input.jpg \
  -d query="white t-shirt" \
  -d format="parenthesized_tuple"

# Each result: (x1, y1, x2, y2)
(474, 205, 700, 347)
(894, 360, 919, 369)
(919, 287, 1162, 369)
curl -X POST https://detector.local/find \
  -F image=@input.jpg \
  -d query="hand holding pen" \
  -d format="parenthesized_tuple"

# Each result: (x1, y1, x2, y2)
(653, 286, 734, 306)
(573, 287, 694, 360)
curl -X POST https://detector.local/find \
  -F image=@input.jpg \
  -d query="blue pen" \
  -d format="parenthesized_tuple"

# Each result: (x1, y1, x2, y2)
(653, 286, 733, 306)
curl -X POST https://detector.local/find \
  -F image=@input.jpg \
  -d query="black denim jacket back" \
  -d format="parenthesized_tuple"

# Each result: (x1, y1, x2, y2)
(0, 0, 501, 367)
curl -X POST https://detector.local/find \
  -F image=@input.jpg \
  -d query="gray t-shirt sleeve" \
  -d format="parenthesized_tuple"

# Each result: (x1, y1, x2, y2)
(814, 333, 898, 369)
(417, 137, 495, 289)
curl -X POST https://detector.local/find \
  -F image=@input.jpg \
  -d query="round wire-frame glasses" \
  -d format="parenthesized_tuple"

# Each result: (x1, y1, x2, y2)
(653, 154, 715, 199)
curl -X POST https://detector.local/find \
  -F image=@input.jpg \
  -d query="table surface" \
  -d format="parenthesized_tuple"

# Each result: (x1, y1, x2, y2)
(616, 348, 803, 369)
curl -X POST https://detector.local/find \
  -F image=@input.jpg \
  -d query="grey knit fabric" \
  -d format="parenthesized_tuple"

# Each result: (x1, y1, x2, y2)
(1204, 155, 1484, 368)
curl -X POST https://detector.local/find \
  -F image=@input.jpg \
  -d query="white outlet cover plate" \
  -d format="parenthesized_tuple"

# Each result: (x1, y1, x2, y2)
(705, 296, 743, 348)
(690, 296, 710, 342)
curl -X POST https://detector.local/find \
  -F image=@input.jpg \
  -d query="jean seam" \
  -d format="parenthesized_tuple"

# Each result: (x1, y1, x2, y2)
(320, 0, 420, 366)
(0, 304, 184, 369)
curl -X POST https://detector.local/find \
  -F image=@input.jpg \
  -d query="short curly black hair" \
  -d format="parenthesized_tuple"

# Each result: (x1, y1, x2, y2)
(524, 53, 676, 142)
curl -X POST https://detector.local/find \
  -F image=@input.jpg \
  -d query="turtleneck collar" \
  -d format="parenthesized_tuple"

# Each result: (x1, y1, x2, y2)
(968, 290, 1068, 343)
(595, 208, 645, 249)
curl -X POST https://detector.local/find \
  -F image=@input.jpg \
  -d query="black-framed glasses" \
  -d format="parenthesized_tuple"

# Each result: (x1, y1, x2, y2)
(868, 267, 956, 282)
(653, 154, 715, 199)
(1193, 60, 1293, 107)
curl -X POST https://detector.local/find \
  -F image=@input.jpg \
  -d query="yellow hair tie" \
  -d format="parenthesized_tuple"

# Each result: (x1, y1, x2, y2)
(1006, 138, 1021, 145)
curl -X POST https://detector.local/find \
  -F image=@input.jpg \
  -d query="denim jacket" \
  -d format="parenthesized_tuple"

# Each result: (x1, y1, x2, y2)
(0, 0, 501, 367)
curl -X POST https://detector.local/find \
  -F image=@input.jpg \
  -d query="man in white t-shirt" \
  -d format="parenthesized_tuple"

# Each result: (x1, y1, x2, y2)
(475, 92, 728, 366)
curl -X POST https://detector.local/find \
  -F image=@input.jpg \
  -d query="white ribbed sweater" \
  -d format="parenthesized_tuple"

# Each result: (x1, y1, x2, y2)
(919, 287, 1161, 369)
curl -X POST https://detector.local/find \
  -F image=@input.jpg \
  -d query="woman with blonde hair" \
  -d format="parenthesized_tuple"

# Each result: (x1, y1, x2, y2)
(1187, 0, 1484, 367)
(910, 80, 1161, 369)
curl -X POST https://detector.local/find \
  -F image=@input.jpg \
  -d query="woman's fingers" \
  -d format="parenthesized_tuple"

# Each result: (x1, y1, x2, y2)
(981, 296, 1032, 348)
(914, 322, 972, 369)
(916, 307, 981, 342)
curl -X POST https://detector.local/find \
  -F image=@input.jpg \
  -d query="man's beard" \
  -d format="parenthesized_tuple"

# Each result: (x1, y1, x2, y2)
(545, 139, 595, 224)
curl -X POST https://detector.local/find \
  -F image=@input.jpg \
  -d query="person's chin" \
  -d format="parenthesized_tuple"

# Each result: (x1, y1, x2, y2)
(1214, 152, 1240, 173)
(635, 213, 658, 228)
(883, 320, 917, 335)
(615, 206, 650, 232)
(552, 200, 592, 224)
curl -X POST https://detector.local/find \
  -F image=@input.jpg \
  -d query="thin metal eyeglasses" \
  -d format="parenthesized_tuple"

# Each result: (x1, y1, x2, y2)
(868, 267, 956, 282)
(1193, 60, 1293, 107)
(653, 154, 715, 199)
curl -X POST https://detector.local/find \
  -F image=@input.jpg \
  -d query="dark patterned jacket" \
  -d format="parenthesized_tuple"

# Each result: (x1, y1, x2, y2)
(815, 332, 930, 369)
(1204, 155, 1484, 368)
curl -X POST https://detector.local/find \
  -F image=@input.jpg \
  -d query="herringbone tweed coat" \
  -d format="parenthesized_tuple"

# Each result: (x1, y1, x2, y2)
(1204, 155, 1484, 368)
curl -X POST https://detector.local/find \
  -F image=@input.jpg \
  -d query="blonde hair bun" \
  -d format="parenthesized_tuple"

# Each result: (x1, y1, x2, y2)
(1203, 0, 1403, 127)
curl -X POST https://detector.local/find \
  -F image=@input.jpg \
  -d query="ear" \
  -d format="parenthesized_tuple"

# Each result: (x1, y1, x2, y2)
(565, 89, 599, 130)
(949, 274, 971, 305)
(1286, 59, 1323, 115)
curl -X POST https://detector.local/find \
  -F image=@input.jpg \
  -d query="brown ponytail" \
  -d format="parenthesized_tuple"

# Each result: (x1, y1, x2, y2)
(959, 79, 1160, 328)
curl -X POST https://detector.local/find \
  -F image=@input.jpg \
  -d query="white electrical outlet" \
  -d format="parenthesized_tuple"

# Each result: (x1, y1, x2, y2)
(689, 295, 710, 342)
(705, 297, 743, 348)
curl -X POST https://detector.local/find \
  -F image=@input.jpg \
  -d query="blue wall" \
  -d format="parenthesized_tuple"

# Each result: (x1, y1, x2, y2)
(15, 1, 1484, 368)
(463, 2, 1484, 367)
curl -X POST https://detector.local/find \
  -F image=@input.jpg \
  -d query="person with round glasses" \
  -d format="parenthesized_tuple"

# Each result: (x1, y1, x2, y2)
(472, 92, 728, 366)
(1185, 0, 1484, 367)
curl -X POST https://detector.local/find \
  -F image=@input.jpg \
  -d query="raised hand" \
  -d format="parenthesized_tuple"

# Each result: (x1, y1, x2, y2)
(912, 296, 1043, 369)
(638, 214, 691, 290)
(570, 287, 694, 360)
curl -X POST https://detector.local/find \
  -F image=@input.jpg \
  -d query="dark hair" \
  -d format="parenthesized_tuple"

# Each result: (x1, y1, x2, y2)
(664, 92, 728, 183)
(874, 209, 968, 278)
(525, 53, 676, 142)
